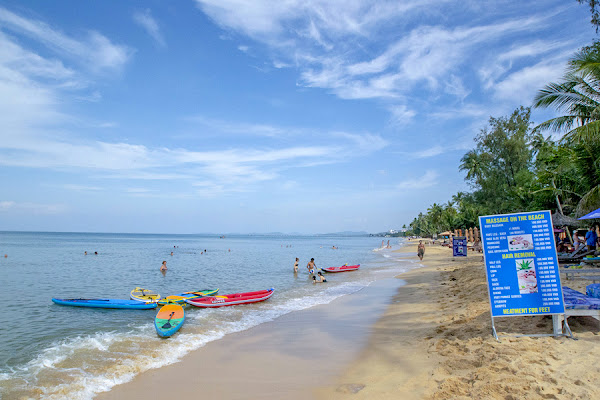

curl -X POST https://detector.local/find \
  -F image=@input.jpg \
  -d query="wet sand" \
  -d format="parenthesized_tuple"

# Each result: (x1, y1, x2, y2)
(97, 277, 405, 400)
(98, 241, 600, 399)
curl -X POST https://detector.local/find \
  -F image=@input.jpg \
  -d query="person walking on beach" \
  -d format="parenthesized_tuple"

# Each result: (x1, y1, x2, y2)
(307, 258, 316, 275)
(293, 257, 299, 273)
(160, 261, 167, 272)
(586, 227, 598, 251)
(417, 241, 425, 261)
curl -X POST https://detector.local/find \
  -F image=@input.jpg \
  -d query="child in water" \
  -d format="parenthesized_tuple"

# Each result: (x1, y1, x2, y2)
(313, 272, 327, 283)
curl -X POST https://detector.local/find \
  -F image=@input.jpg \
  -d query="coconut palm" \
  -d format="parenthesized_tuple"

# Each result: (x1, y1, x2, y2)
(533, 42, 600, 145)
(534, 42, 600, 216)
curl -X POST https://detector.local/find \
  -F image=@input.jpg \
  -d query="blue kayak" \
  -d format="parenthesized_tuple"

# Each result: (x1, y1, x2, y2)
(51, 298, 157, 309)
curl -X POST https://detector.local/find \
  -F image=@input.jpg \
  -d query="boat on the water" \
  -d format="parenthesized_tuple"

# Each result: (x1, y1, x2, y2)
(51, 298, 157, 309)
(185, 288, 274, 308)
(321, 264, 360, 272)
(157, 289, 219, 305)
(130, 287, 161, 303)
(154, 304, 185, 337)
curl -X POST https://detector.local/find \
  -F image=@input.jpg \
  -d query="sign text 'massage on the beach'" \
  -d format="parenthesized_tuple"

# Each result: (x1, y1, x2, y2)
(479, 210, 564, 317)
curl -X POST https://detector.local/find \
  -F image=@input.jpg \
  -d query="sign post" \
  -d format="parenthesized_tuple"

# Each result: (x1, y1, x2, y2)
(479, 210, 572, 340)
(453, 236, 467, 257)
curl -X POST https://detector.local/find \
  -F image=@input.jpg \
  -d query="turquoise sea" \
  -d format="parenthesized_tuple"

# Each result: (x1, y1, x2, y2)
(0, 232, 415, 399)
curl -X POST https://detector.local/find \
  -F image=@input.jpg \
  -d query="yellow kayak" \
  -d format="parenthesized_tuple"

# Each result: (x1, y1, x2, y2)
(130, 287, 161, 303)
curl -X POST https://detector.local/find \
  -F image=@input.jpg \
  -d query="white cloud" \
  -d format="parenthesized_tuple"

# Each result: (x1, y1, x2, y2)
(192, 0, 574, 128)
(133, 9, 166, 47)
(0, 200, 65, 214)
(396, 170, 438, 189)
(497, 39, 570, 62)
(62, 184, 103, 191)
(430, 104, 489, 120)
(0, 111, 387, 194)
(492, 61, 567, 104)
(0, 201, 15, 209)
(388, 105, 416, 125)
(0, 7, 132, 72)
(0, 7, 132, 151)
(445, 75, 470, 101)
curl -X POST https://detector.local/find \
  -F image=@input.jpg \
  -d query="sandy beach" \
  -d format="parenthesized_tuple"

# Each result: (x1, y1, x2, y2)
(98, 241, 600, 400)
(318, 241, 600, 399)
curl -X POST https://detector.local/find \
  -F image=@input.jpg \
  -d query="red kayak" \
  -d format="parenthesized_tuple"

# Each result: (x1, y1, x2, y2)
(185, 288, 274, 308)
(321, 264, 360, 272)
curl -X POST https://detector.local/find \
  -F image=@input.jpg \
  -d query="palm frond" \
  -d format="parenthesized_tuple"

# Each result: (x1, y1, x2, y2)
(561, 120, 600, 145)
(576, 184, 600, 216)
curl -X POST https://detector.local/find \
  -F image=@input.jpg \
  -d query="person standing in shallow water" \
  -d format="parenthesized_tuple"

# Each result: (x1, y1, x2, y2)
(293, 257, 299, 273)
(160, 261, 167, 273)
(307, 258, 316, 275)
(417, 241, 425, 261)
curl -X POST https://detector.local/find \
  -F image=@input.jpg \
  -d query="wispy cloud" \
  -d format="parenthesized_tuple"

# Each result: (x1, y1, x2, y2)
(396, 170, 438, 189)
(193, 1, 580, 126)
(62, 184, 103, 192)
(0, 200, 66, 214)
(133, 9, 166, 47)
(1, 112, 388, 195)
(0, 7, 132, 73)
(0, 6, 132, 155)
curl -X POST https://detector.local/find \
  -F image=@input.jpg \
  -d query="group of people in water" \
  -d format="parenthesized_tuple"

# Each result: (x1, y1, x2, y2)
(293, 257, 327, 283)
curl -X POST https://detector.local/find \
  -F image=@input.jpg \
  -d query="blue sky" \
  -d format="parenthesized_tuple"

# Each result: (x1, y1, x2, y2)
(0, 1, 594, 234)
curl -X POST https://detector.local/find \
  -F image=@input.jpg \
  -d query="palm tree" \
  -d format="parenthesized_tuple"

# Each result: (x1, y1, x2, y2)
(459, 150, 487, 184)
(533, 42, 600, 145)
(533, 42, 600, 216)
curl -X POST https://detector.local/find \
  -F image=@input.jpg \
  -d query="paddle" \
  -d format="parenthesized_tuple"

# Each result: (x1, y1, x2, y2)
(161, 311, 176, 329)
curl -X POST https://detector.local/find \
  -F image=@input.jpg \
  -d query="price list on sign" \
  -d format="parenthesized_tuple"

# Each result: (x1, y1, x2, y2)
(479, 210, 564, 317)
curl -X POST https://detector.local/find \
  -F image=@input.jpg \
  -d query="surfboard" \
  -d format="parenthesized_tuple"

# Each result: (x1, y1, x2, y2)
(51, 298, 157, 309)
(154, 304, 185, 337)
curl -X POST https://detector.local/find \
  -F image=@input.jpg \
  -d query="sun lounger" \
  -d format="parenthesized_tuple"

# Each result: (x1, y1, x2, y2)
(562, 286, 600, 320)
(561, 268, 600, 283)
(587, 283, 600, 298)
(558, 250, 596, 264)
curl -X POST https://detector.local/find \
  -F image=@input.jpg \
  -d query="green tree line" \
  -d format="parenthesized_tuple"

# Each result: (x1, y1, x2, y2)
(407, 41, 600, 237)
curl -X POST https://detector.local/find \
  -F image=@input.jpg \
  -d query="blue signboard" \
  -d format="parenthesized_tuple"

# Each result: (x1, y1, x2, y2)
(479, 210, 565, 317)
(453, 236, 467, 257)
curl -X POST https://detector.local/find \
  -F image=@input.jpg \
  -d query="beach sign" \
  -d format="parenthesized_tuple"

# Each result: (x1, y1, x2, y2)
(452, 236, 467, 257)
(479, 210, 570, 339)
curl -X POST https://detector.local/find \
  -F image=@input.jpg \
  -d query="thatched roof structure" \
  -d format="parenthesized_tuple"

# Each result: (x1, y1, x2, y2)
(551, 212, 584, 227)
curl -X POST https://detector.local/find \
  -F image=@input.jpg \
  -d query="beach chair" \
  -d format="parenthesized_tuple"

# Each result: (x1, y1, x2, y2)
(562, 286, 600, 321)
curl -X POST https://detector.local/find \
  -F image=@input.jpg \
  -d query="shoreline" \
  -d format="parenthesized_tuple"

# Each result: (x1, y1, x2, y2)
(96, 261, 410, 399)
(96, 240, 600, 399)
(318, 241, 600, 399)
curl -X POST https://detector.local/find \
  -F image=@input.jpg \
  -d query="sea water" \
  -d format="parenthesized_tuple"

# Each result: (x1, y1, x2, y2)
(0, 232, 417, 399)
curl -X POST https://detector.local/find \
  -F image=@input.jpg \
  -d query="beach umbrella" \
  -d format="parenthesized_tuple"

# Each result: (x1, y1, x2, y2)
(578, 207, 600, 220)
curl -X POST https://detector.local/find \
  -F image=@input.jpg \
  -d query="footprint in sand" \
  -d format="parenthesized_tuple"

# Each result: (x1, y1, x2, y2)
(336, 384, 366, 394)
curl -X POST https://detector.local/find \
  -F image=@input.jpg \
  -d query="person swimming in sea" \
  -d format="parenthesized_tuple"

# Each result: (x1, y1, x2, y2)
(313, 272, 327, 283)
(160, 261, 167, 272)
